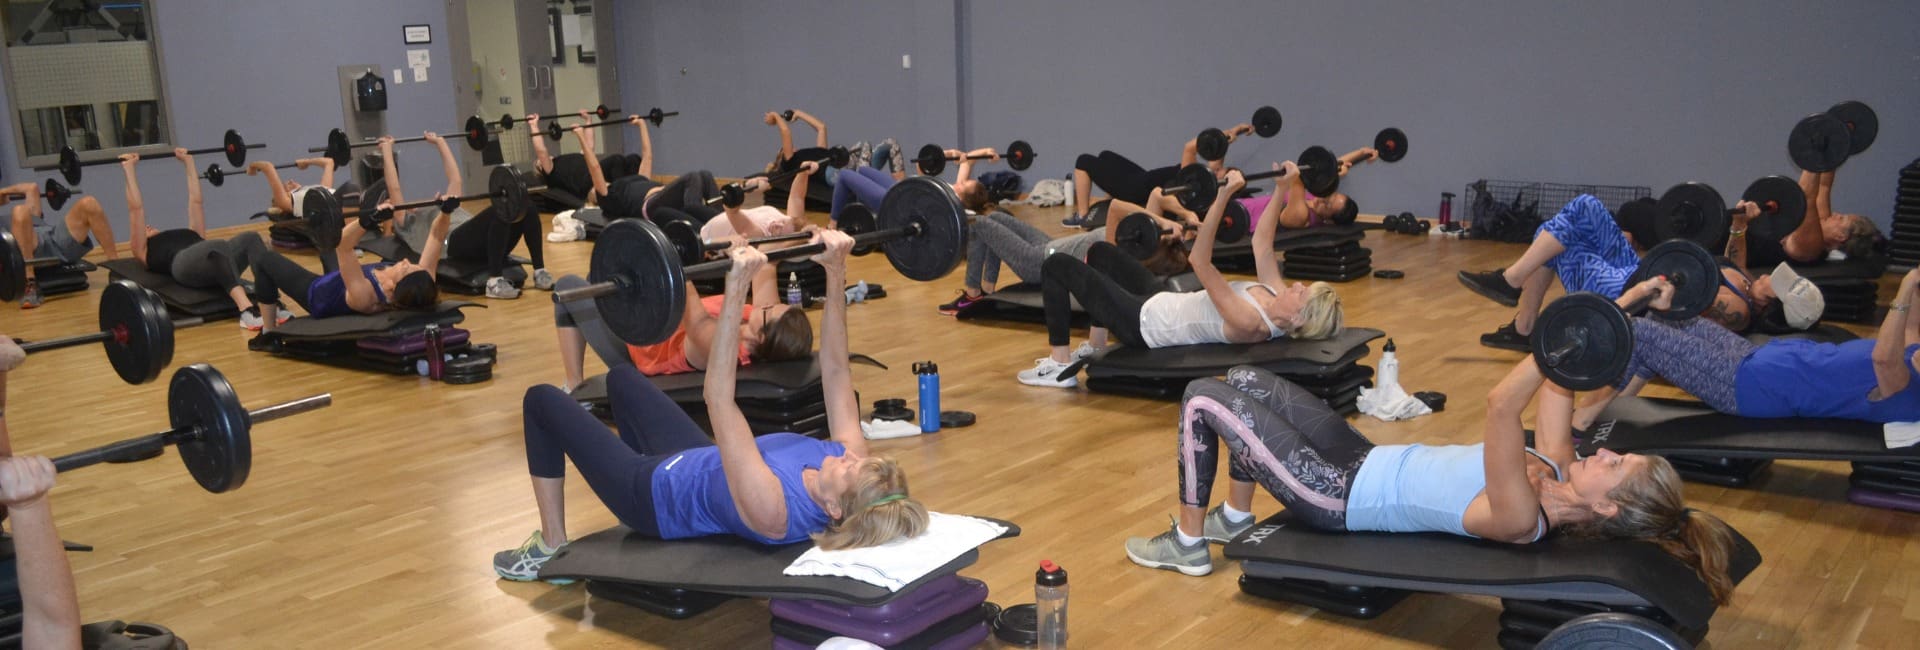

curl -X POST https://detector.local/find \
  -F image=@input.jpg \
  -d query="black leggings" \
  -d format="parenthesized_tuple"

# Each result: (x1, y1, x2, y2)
(248, 249, 323, 312)
(1042, 242, 1160, 347)
(522, 365, 715, 536)
(446, 205, 546, 278)
(1180, 366, 1373, 532)
(642, 170, 723, 224)
(1075, 151, 1180, 205)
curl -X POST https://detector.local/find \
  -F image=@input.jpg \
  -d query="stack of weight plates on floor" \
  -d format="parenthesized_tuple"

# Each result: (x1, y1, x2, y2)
(1283, 242, 1373, 282)
(1847, 460, 1920, 513)
(1495, 599, 1704, 650)
(769, 575, 997, 649)
(1816, 279, 1881, 323)
(1890, 159, 1920, 271)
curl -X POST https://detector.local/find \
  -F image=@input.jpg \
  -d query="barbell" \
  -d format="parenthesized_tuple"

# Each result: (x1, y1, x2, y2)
(1530, 239, 1720, 391)
(482, 104, 623, 132)
(1161, 128, 1410, 214)
(310, 126, 490, 168)
(540, 107, 679, 141)
(0, 275, 198, 384)
(1195, 106, 1285, 162)
(556, 175, 969, 346)
(0, 178, 83, 211)
(704, 146, 853, 208)
(1650, 176, 1806, 250)
(44, 363, 332, 494)
(33, 130, 263, 186)
(302, 165, 544, 250)
(200, 162, 304, 188)
(658, 219, 814, 266)
(911, 141, 1037, 176)
(1787, 100, 1878, 173)
(1110, 203, 1251, 260)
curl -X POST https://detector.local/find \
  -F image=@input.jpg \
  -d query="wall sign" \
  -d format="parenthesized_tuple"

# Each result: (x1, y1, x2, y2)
(403, 24, 432, 44)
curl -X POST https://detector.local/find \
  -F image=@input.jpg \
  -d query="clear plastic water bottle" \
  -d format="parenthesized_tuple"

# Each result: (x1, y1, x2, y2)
(786, 271, 803, 307)
(1036, 560, 1069, 649)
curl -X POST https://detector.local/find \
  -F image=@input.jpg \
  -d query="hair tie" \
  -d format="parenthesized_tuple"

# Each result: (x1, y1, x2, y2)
(867, 493, 908, 508)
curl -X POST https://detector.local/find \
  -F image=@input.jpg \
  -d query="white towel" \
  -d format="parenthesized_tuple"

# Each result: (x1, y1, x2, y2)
(1357, 382, 1431, 421)
(784, 513, 1008, 591)
(1885, 421, 1920, 449)
(861, 418, 923, 440)
(547, 210, 585, 242)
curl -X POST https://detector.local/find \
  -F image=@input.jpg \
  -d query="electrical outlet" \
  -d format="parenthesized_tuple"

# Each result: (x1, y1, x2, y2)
(902, 54, 911, 69)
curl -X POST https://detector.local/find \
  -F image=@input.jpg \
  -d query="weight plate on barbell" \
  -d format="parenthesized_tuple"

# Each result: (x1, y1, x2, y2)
(1298, 145, 1341, 197)
(1612, 197, 1660, 249)
(1742, 175, 1806, 239)
(324, 128, 352, 167)
(99, 280, 172, 385)
(1219, 199, 1251, 244)
(1168, 163, 1218, 213)
(1828, 100, 1878, 156)
(877, 176, 968, 282)
(825, 146, 852, 169)
(1631, 239, 1720, 321)
(356, 179, 389, 228)
(1252, 106, 1283, 138)
(1788, 113, 1850, 172)
(303, 186, 345, 251)
(222, 130, 248, 168)
(0, 230, 26, 302)
(1113, 212, 1163, 260)
(840, 203, 879, 256)
(1195, 128, 1231, 162)
(659, 216, 706, 266)
(1652, 182, 1728, 250)
(169, 363, 251, 493)
(1005, 140, 1035, 171)
(592, 220, 687, 346)
(916, 143, 948, 176)
(1531, 292, 1634, 392)
(56, 146, 82, 185)
(488, 164, 531, 224)
(464, 115, 491, 151)
(1373, 128, 1408, 163)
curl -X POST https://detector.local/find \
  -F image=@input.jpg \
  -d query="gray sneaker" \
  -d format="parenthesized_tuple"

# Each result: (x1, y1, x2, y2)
(1202, 505, 1254, 544)
(532, 268, 556, 291)
(486, 276, 522, 299)
(1124, 519, 1212, 576)
(493, 530, 575, 584)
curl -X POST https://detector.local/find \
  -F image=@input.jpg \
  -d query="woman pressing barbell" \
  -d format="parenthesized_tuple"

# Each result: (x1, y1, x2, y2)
(938, 187, 1194, 316)
(497, 230, 927, 581)
(244, 200, 445, 345)
(1019, 167, 1344, 389)
(118, 149, 278, 329)
(374, 132, 554, 300)
(250, 156, 342, 271)
(528, 112, 646, 212)
(829, 147, 998, 228)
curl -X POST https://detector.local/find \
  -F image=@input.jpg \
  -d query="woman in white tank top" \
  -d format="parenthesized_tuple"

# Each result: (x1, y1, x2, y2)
(1019, 168, 1345, 388)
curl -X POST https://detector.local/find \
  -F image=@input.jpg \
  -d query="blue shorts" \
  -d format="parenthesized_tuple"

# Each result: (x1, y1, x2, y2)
(32, 221, 93, 263)
(1537, 195, 1637, 297)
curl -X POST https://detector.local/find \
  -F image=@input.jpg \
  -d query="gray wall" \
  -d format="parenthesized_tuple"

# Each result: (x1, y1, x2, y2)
(615, 0, 1920, 226)
(0, 0, 455, 233)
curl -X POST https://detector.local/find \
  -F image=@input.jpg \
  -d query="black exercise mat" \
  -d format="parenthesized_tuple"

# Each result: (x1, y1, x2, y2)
(265, 301, 478, 340)
(1576, 396, 1920, 462)
(1086, 327, 1382, 379)
(100, 259, 238, 319)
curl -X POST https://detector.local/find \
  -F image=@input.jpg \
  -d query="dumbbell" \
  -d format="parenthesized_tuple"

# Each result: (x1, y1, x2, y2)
(1383, 212, 1430, 235)
(542, 108, 678, 142)
(704, 147, 853, 208)
(1162, 128, 1410, 214)
(310, 126, 492, 168)
(1196, 106, 1285, 162)
(1787, 100, 1878, 173)
(38, 363, 332, 494)
(1530, 240, 1720, 391)
(0, 277, 201, 384)
(301, 165, 545, 250)
(911, 141, 1038, 176)
(555, 175, 970, 345)
(33, 130, 263, 186)
(0, 178, 83, 211)
(1651, 177, 1806, 250)
(484, 104, 624, 132)
(1110, 204, 1251, 260)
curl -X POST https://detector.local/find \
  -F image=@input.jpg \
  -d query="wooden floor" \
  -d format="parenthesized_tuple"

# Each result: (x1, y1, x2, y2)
(7, 198, 1919, 649)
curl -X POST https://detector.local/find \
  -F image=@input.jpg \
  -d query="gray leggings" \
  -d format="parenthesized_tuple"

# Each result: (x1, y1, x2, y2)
(552, 274, 633, 369)
(172, 232, 266, 292)
(1614, 316, 1751, 413)
(1179, 365, 1373, 532)
(965, 211, 1103, 290)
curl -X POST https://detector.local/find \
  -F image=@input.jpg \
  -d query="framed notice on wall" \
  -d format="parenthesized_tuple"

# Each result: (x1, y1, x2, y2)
(404, 24, 432, 44)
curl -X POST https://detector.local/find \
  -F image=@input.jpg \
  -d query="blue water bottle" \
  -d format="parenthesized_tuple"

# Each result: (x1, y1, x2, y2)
(914, 361, 941, 433)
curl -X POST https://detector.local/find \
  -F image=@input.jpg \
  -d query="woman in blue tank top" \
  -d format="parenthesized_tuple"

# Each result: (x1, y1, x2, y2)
(1123, 356, 1739, 606)
(493, 231, 930, 583)
(245, 188, 446, 345)
(1563, 272, 1920, 430)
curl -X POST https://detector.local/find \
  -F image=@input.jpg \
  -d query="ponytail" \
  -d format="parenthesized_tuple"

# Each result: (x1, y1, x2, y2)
(1658, 508, 1738, 605)
(1559, 456, 1738, 605)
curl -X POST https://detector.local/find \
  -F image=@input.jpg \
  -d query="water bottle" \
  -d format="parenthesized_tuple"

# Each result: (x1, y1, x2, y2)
(1036, 560, 1069, 649)
(1438, 191, 1456, 230)
(786, 271, 803, 307)
(1063, 172, 1075, 211)
(1378, 338, 1399, 392)
(914, 361, 941, 433)
(424, 325, 445, 380)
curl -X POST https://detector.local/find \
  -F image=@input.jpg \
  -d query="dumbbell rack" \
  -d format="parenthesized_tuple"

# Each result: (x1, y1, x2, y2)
(1887, 159, 1920, 272)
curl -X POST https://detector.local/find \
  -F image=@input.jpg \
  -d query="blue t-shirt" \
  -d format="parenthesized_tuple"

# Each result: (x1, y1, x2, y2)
(1735, 339, 1920, 422)
(1347, 444, 1560, 539)
(650, 433, 842, 544)
(306, 263, 388, 318)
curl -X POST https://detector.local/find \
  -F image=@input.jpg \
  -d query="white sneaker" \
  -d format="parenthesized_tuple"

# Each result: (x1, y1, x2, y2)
(486, 276, 522, 299)
(238, 308, 263, 331)
(1073, 342, 1101, 361)
(532, 268, 556, 291)
(1017, 357, 1079, 388)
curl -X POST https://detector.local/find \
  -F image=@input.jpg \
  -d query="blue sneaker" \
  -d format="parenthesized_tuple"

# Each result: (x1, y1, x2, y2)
(1060, 213, 1090, 228)
(493, 530, 576, 584)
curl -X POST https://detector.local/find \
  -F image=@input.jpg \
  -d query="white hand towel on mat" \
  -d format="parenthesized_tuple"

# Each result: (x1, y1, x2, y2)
(1885, 421, 1920, 449)
(784, 512, 1008, 591)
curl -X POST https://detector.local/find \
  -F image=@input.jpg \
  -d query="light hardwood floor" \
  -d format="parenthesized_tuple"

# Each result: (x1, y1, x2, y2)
(5, 198, 1917, 648)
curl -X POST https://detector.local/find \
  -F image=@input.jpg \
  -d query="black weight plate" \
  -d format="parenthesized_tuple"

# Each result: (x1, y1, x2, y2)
(202, 163, 229, 188)
(489, 165, 530, 223)
(358, 179, 389, 226)
(1082, 199, 1112, 229)
(660, 217, 706, 266)
(1251, 105, 1283, 137)
(99, 280, 172, 385)
(443, 368, 492, 384)
(1113, 212, 1163, 260)
(498, 113, 518, 131)
(169, 363, 250, 493)
(324, 128, 352, 167)
(825, 146, 851, 169)
(1788, 113, 1850, 172)
(464, 115, 490, 151)
(1828, 100, 1878, 155)
(1742, 175, 1806, 235)
(915, 143, 947, 176)
(1536, 613, 1687, 650)
(1298, 145, 1341, 197)
(1195, 128, 1231, 162)
(1634, 239, 1719, 320)
(1004, 140, 1035, 171)
(57, 145, 82, 185)
(939, 410, 976, 428)
(0, 230, 25, 302)
(303, 186, 345, 250)
(544, 119, 565, 141)
(876, 176, 967, 282)
(1218, 199, 1251, 244)
(222, 130, 248, 168)
(592, 220, 687, 346)
(839, 203, 879, 256)
(1652, 182, 1727, 248)
(1532, 292, 1633, 392)
(1167, 163, 1218, 213)
(1373, 269, 1404, 279)
(1373, 128, 1408, 162)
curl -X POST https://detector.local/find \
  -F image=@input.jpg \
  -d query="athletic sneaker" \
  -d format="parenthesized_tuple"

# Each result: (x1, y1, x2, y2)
(1479, 321, 1531, 352)
(1072, 342, 1101, 361)
(493, 530, 575, 584)
(1457, 268, 1521, 307)
(938, 290, 984, 316)
(1017, 357, 1079, 388)
(1060, 213, 1090, 228)
(1124, 519, 1212, 576)
(246, 333, 281, 353)
(532, 268, 556, 291)
(19, 280, 41, 310)
(1202, 505, 1255, 544)
(239, 307, 264, 331)
(487, 276, 522, 299)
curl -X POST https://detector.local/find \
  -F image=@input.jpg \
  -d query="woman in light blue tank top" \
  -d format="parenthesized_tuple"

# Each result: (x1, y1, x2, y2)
(1123, 359, 1740, 606)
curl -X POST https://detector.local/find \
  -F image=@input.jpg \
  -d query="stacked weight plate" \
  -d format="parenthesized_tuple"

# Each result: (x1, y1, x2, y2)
(1890, 159, 1920, 271)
